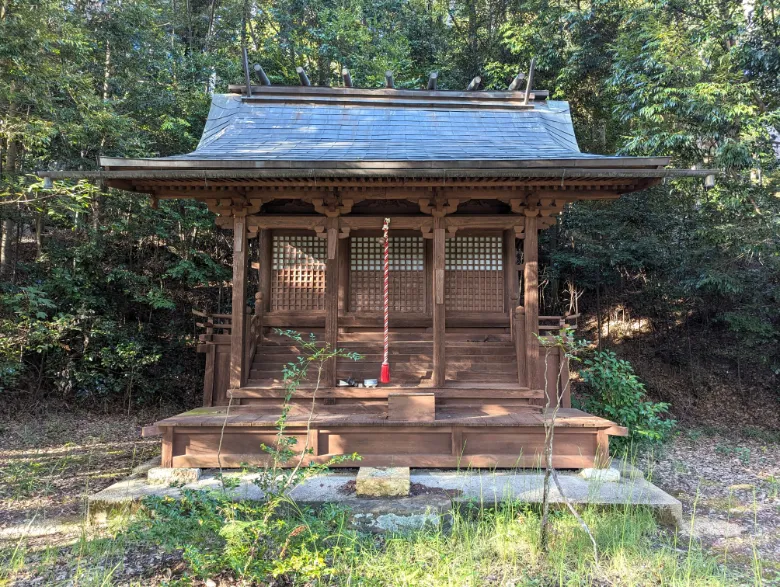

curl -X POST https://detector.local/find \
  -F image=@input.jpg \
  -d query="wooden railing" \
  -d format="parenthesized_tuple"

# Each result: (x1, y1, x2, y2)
(538, 314, 580, 336)
(193, 302, 264, 405)
(192, 309, 234, 335)
(244, 293, 264, 384)
(512, 307, 579, 390)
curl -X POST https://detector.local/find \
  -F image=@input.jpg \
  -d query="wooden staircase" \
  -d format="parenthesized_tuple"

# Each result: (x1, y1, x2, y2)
(231, 331, 537, 405)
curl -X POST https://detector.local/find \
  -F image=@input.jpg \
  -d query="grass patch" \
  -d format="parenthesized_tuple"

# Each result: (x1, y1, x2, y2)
(2, 492, 755, 586)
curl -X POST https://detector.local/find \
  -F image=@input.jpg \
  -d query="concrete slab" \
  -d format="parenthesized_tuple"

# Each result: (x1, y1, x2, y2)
(88, 463, 682, 530)
(579, 468, 621, 482)
(147, 466, 201, 485)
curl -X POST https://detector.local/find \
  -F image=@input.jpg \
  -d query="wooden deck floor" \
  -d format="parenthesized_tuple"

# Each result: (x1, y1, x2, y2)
(156, 405, 615, 428)
(154, 406, 625, 470)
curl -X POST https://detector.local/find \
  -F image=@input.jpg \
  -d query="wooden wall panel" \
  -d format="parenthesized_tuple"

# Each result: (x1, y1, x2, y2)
(270, 235, 326, 310)
(462, 429, 596, 461)
(321, 430, 452, 456)
(445, 235, 504, 312)
(349, 236, 425, 313)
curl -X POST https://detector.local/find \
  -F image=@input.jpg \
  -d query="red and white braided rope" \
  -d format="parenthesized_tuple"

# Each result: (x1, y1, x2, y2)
(382, 218, 390, 370)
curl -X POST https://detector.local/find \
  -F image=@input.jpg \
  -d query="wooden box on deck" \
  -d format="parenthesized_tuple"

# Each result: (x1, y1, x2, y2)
(387, 392, 436, 422)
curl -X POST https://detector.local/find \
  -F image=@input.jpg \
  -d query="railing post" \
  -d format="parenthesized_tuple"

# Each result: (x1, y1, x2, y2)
(558, 315, 571, 408)
(515, 306, 527, 387)
(254, 291, 264, 344)
(242, 306, 254, 386)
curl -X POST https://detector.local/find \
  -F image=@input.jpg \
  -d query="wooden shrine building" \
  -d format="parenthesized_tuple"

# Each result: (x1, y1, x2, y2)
(43, 80, 709, 469)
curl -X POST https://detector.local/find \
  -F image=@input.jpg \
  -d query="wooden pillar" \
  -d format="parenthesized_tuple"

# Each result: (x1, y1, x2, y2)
(503, 229, 520, 314)
(229, 216, 248, 389)
(523, 213, 539, 389)
(338, 237, 349, 313)
(324, 218, 339, 387)
(595, 430, 610, 468)
(432, 216, 446, 387)
(514, 307, 527, 388)
(161, 427, 173, 468)
(258, 229, 272, 312)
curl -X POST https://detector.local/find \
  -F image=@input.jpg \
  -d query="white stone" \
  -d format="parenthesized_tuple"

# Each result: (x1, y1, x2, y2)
(356, 467, 410, 497)
(579, 467, 621, 482)
(147, 467, 201, 485)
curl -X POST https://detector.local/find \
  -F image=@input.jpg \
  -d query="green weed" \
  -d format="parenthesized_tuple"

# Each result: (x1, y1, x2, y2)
(0, 460, 45, 499)
(715, 444, 751, 465)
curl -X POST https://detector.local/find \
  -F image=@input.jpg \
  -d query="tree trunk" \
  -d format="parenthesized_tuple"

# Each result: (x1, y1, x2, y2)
(0, 133, 18, 277)
(102, 40, 111, 101)
(0, 219, 13, 277)
(35, 212, 44, 257)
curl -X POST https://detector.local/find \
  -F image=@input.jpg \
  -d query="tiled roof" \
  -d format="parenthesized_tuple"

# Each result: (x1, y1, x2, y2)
(153, 93, 602, 163)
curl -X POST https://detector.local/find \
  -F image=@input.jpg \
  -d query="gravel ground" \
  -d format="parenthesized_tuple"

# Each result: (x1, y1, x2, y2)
(646, 429, 780, 579)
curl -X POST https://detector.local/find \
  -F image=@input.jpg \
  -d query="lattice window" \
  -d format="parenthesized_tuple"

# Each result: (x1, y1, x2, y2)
(271, 235, 326, 311)
(445, 236, 504, 311)
(349, 236, 425, 313)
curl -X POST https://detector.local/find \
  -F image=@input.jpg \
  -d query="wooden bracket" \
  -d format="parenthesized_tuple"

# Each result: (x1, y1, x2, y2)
(338, 227, 351, 239)
(446, 226, 458, 239)
(205, 196, 264, 219)
(419, 196, 460, 217)
(312, 194, 360, 217)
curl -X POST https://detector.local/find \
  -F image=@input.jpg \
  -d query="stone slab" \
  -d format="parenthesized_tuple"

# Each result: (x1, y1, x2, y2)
(88, 462, 683, 530)
(356, 467, 410, 497)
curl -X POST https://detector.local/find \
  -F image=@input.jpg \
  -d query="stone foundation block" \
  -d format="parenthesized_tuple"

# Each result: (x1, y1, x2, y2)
(579, 467, 621, 483)
(147, 467, 201, 485)
(348, 496, 452, 534)
(356, 467, 410, 497)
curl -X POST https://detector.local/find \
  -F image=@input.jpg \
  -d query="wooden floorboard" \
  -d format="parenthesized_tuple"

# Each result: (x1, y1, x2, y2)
(155, 406, 615, 429)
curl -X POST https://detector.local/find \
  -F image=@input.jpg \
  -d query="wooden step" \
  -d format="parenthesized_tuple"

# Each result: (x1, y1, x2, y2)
(230, 385, 539, 399)
(444, 372, 519, 383)
(445, 363, 517, 374)
(252, 354, 440, 366)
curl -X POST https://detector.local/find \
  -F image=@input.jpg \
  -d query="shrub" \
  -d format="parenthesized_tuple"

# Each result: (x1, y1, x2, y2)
(580, 350, 675, 451)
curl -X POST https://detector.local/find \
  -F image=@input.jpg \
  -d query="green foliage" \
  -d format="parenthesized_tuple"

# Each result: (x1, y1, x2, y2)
(136, 490, 350, 583)
(124, 498, 745, 585)
(580, 351, 676, 450)
(0, 185, 230, 409)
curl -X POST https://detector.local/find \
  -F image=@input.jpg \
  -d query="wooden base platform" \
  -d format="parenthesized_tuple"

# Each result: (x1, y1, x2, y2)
(152, 405, 626, 470)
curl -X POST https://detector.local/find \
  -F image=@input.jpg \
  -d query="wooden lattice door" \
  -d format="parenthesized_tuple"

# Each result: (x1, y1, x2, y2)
(445, 235, 504, 312)
(349, 236, 426, 313)
(270, 235, 326, 311)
